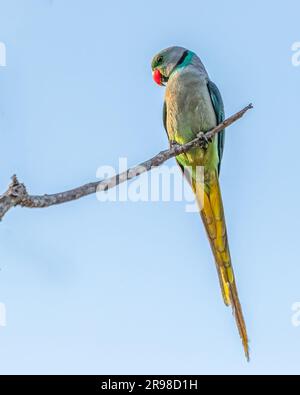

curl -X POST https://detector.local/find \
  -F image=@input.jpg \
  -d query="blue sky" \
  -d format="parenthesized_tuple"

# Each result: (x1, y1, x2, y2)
(0, 0, 300, 374)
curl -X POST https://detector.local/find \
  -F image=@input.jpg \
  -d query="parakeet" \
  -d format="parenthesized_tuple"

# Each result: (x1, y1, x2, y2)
(151, 46, 249, 360)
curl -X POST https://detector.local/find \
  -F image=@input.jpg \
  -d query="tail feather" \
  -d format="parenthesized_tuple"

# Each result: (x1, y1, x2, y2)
(192, 171, 249, 361)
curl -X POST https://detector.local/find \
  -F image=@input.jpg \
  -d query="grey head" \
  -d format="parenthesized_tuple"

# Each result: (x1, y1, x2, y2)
(151, 46, 208, 86)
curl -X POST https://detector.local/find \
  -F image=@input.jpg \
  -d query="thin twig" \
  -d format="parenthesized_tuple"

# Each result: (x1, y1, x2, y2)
(0, 104, 253, 221)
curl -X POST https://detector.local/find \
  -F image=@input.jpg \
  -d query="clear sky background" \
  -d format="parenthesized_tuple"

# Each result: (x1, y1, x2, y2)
(0, 0, 300, 374)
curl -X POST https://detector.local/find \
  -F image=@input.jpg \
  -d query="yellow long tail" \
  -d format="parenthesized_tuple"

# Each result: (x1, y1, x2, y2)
(191, 170, 249, 361)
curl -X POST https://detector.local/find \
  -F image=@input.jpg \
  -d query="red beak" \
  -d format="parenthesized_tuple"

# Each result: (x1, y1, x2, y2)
(153, 69, 163, 86)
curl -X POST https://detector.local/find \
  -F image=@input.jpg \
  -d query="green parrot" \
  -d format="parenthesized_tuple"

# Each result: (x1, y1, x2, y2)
(151, 46, 249, 360)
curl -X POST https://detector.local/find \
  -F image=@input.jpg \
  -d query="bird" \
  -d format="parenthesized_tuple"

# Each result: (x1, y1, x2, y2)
(151, 46, 249, 360)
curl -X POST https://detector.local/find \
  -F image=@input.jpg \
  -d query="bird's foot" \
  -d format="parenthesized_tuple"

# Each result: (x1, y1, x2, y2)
(169, 139, 180, 149)
(197, 132, 213, 150)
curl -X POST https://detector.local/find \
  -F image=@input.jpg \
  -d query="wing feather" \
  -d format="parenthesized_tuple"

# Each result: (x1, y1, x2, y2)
(207, 80, 225, 174)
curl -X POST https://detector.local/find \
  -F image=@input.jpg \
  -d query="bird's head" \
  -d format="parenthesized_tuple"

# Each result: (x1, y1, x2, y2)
(151, 46, 193, 86)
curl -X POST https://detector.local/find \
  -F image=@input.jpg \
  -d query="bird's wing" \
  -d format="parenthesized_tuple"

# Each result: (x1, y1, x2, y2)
(163, 100, 186, 175)
(163, 100, 168, 138)
(207, 80, 225, 175)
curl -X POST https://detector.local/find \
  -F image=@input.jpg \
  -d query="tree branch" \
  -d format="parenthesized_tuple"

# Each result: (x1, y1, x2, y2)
(0, 104, 253, 221)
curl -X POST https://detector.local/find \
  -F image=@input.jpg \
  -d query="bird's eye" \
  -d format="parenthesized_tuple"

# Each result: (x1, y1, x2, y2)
(156, 56, 163, 64)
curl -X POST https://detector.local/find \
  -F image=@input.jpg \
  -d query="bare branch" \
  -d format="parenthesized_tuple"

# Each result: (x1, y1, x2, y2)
(0, 104, 253, 221)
